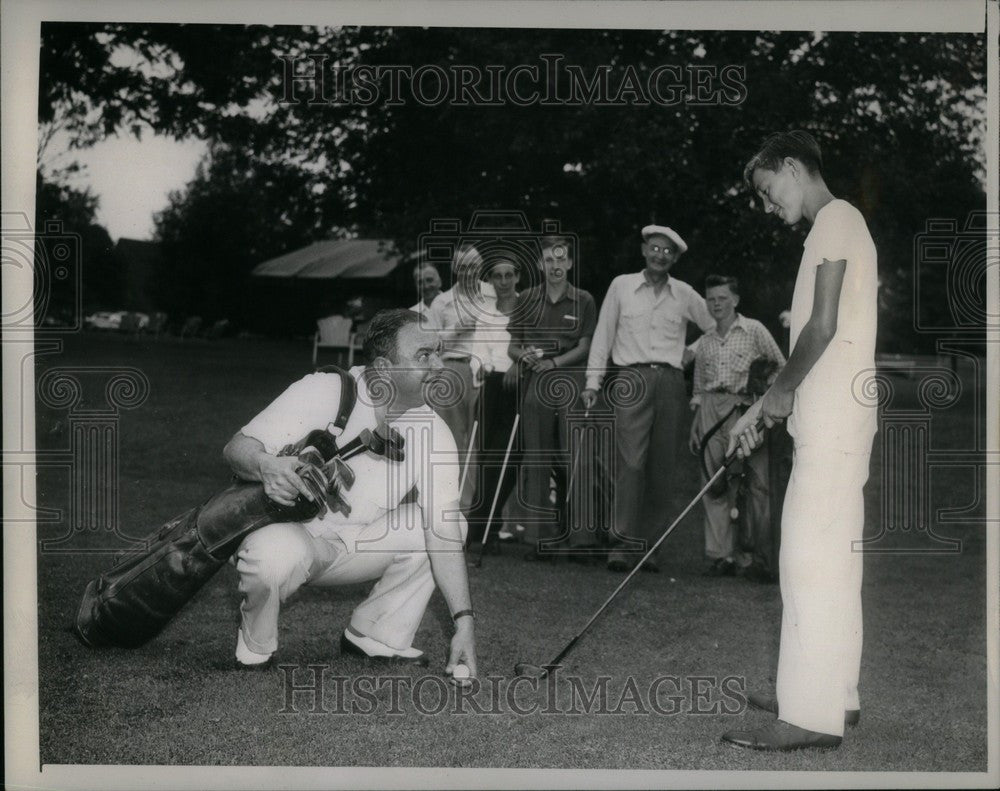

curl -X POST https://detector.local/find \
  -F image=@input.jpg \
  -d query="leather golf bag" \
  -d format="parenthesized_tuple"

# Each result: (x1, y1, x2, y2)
(74, 367, 357, 649)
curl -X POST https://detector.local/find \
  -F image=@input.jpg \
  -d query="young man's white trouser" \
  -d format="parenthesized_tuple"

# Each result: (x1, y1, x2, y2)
(235, 503, 437, 654)
(776, 442, 871, 737)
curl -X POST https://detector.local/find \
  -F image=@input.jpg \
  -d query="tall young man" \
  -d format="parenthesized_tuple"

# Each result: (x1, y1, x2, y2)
(723, 131, 878, 750)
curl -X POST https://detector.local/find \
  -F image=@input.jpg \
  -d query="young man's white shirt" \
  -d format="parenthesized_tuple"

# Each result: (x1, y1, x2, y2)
(788, 199, 878, 453)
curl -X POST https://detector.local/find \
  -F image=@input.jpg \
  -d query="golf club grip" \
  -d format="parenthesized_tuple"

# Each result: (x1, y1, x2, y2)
(722, 416, 767, 467)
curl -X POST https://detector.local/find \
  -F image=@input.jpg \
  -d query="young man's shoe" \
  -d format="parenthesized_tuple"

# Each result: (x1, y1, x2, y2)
(747, 690, 860, 727)
(339, 628, 430, 667)
(235, 628, 274, 670)
(721, 720, 842, 751)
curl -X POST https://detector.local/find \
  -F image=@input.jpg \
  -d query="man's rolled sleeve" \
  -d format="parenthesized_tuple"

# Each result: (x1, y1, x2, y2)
(240, 374, 343, 455)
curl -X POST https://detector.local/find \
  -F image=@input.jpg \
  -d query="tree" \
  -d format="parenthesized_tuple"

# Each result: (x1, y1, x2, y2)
(41, 24, 986, 347)
(34, 169, 118, 314)
(152, 143, 344, 326)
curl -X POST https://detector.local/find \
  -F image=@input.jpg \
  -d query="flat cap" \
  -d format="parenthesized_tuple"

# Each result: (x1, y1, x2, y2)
(641, 224, 688, 254)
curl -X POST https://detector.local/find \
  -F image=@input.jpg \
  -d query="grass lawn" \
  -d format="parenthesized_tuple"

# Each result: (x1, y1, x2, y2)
(33, 333, 989, 772)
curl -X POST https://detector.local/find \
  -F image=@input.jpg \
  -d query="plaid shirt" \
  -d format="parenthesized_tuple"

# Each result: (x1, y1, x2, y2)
(692, 314, 785, 402)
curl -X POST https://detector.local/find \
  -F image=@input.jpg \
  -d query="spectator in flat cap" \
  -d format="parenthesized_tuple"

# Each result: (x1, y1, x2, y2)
(583, 223, 714, 573)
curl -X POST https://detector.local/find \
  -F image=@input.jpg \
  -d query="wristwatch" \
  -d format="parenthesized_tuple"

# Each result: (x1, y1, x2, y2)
(452, 609, 475, 622)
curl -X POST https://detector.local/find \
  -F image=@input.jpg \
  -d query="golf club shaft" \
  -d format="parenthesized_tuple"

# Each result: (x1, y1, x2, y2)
(542, 420, 764, 668)
(564, 408, 590, 504)
(458, 419, 478, 496)
(479, 413, 520, 550)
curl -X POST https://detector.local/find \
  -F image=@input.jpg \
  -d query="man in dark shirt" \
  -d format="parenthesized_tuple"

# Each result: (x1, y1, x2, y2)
(508, 237, 598, 559)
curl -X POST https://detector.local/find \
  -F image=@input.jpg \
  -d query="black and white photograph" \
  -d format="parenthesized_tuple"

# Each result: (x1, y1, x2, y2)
(3, 0, 998, 788)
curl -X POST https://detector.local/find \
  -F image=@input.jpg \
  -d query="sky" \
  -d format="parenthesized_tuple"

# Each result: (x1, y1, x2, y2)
(41, 131, 208, 242)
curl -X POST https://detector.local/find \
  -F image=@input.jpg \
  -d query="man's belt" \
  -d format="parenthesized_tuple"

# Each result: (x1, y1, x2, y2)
(624, 362, 678, 370)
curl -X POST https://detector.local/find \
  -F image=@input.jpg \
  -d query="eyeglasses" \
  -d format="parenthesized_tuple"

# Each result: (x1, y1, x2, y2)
(646, 244, 676, 254)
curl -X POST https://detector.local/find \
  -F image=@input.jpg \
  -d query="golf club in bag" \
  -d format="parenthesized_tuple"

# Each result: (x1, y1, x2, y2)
(515, 419, 765, 678)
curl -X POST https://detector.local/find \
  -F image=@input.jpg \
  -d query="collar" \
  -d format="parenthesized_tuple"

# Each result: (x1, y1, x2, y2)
(636, 270, 674, 294)
(707, 313, 748, 338)
(542, 282, 577, 304)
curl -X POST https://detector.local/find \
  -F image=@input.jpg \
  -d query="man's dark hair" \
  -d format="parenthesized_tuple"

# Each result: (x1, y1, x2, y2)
(539, 235, 574, 262)
(363, 309, 420, 362)
(705, 274, 740, 296)
(483, 256, 521, 276)
(413, 262, 440, 280)
(743, 130, 823, 188)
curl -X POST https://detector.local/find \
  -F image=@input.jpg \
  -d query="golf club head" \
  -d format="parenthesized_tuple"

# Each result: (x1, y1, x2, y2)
(373, 424, 405, 461)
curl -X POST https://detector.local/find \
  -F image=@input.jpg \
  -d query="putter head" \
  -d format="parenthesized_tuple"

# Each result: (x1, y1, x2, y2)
(513, 662, 549, 679)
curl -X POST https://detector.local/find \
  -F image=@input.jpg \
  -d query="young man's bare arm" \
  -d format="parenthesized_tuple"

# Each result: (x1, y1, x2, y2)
(728, 258, 846, 456)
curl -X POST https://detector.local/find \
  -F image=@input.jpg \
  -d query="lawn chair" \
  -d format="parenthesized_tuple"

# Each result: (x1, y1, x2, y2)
(312, 315, 357, 368)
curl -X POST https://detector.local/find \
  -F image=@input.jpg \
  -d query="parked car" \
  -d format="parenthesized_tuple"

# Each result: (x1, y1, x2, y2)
(84, 311, 126, 331)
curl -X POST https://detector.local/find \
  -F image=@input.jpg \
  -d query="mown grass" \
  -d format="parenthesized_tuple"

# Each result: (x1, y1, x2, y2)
(34, 333, 988, 771)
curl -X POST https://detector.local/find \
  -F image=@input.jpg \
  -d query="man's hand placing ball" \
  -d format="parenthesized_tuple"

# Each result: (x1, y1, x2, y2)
(446, 615, 477, 686)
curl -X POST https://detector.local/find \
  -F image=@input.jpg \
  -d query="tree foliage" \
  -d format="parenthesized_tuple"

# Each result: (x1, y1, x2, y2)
(40, 23, 986, 348)
(34, 169, 118, 313)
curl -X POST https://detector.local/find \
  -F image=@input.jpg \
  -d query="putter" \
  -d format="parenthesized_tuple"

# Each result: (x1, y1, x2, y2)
(514, 420, 764, 678)
(470, 413, 520, 568)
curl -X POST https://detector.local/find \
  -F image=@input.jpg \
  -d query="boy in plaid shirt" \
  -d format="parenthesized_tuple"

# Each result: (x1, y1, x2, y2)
(689, 275, 784, 579)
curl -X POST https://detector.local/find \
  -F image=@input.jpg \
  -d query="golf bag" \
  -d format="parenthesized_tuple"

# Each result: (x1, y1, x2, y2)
(698, 357, 781, 549)
(74, 367, 357, 649)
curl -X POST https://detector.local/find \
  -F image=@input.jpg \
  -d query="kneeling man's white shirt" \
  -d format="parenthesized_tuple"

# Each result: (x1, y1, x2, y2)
(240, 366, 461, 542)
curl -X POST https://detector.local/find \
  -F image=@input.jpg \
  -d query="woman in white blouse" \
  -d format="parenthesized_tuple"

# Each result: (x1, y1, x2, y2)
(466, 258, 521, 549)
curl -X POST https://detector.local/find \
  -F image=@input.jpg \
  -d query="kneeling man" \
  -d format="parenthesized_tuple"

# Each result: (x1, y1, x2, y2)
(223, 309, 477, 673)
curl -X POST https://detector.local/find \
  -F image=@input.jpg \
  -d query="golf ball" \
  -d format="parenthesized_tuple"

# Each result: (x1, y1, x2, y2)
(452, 663, 471, 680)
(730, 507, 740, 521)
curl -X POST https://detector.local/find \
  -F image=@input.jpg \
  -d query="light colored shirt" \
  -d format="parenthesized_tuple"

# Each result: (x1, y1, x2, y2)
(427, 282, 496, 360)
(241, 366, 460, 537)
(472, 300, 516, 374)
(586, 272, 714, 390)
(410, 299, 437, 331)
(788, 199, 878, 452)
(693, 313, 786, 403)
